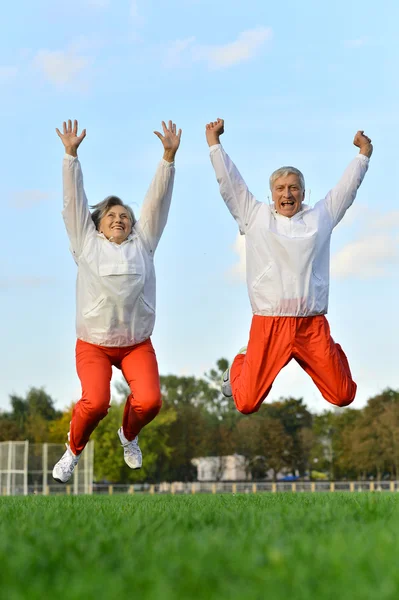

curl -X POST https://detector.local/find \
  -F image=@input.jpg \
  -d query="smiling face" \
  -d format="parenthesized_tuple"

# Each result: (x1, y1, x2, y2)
(99, 204, 133, 244)
(272, 173, 305, 218)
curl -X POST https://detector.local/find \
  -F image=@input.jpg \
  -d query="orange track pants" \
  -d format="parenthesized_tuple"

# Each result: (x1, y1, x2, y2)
(230, 315, 356, 414)
(70, 338, 161, 455)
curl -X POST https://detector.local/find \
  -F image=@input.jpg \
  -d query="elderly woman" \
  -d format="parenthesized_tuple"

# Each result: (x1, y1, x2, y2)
(53, 119, 181, 483)
(206, 118, 372, 414)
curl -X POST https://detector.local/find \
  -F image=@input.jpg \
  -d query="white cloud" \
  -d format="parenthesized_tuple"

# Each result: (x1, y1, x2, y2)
(0, 276, 55, 289)
(0, 66, 18, 81)
(227, 233, 246, 282)
(11, 190, 51, 209)
(130, 0, 145, 27)
(163, 37, 196, 68)
(373, 210, 399, 230)
(228, 209, 399, 282)
(331, 234, 399, 279)
(332, 208, 399, 279)
(86, 0, 109, 6)
(130, 0, 138, 18)
(344, 37, 368, 48)
(33, 48, 92, 89)
(195, 27, 273, 69)
(165, 27, 272, 70)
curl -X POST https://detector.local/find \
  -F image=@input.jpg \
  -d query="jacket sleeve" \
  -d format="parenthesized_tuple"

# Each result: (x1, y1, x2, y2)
(61, 154, 96, 259)
(136, 159, 175, 254)
(322, 154, 369, 227)
(209, 144, 261, 234)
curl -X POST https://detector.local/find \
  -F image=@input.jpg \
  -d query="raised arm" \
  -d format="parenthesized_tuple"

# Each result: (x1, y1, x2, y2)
(56, 120, 95, 259)
(323, 130, 373, 227)
(206, 118, 260, 235)
(138, 120, 181, 253)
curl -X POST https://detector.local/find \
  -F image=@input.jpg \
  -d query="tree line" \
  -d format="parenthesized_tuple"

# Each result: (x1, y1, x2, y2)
(1, 359, 398, 483)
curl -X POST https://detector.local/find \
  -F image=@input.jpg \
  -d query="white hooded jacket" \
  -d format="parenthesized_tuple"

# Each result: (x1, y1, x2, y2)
(210, 144, 369, 317)
(62, 154, 175, 347)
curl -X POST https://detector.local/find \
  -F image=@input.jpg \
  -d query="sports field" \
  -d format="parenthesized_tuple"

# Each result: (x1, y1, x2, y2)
(1, 493, 399, 600)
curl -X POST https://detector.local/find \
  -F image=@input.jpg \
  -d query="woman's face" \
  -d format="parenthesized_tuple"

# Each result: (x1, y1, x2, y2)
(99, 205, 132, 244)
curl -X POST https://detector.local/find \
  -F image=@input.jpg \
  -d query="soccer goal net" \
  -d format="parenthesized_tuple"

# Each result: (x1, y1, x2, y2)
(0, 440, 94, 496)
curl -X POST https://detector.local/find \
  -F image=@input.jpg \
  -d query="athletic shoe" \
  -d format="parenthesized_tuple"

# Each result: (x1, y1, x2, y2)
(222, 369, 233, 398)
(52, 445, 80, 483)
(117, 427, 142, 469)
(221, 346, 247, 398)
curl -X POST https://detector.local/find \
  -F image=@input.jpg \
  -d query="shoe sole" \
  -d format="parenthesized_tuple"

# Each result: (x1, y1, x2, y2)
(222, 370, 232, 398)
(52, 476, 67, 484)
(125, 460, 142, 470)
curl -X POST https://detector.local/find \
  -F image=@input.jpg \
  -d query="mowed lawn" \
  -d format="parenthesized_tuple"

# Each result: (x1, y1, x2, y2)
(1, 493, 399, 600)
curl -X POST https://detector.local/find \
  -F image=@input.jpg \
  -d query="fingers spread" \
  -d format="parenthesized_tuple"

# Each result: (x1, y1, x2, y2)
(154, 130, 164, 140)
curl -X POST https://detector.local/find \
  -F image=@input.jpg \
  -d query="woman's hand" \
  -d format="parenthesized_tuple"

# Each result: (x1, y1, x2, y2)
(56, 119, 86, 157)
(154, 120, 182, 162)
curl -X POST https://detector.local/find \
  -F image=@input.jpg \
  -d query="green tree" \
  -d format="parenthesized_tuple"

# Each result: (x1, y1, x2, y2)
(3, 387, 61, 442)
(265, 398, 312, 475)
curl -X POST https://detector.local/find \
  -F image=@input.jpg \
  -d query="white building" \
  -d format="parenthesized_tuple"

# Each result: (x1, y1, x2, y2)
(192, 455, 249, 481)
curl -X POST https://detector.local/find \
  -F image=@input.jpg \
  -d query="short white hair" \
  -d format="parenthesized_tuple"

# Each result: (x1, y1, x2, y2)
(90, 196, 136, 230)
(269, 166, 305, 191)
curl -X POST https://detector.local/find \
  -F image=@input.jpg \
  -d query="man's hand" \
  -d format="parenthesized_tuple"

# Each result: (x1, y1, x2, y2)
(154, 120, 182, 163)
(353, 130, 373, 158)
(56, 120, 86, 157)
(206, 118, 224, 147)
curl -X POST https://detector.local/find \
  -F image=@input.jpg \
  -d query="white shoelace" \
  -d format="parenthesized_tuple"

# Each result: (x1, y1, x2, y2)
(124, 437, 140, 457)
(58, 447, 79, 476)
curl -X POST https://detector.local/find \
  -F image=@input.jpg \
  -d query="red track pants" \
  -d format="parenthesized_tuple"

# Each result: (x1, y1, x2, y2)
(230, 315, 356, 414)
(70, 338, 161, 455)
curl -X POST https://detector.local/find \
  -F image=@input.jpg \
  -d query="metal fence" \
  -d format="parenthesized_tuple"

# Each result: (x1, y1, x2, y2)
(19, 479, 399, 496)
(88, 480, 399, 495)
(0, 441, 94, 496)
(1, 440, 398, 495)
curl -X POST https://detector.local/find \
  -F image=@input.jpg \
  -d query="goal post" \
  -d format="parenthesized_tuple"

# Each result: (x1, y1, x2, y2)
(0, 440, 94, 495)
(0, 441, 29, 496)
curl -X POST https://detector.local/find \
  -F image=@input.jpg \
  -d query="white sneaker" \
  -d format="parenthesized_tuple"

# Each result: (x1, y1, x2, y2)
(52, 445, 80, 483)
(117, 427, 142, 469)
(221, 346, 247, 398)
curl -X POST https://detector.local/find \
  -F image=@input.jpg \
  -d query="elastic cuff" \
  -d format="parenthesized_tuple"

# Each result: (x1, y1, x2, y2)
(161, 158, 175, 166)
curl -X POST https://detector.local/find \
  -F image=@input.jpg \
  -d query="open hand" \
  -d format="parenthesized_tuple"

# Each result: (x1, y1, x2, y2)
(205, 118, 224, 147)
(56, 120, 86, 157)
(353, 130, 373, 158)
(154, 120, 182, 162)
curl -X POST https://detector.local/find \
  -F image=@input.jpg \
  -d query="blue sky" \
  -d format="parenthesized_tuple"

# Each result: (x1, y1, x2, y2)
(1, 0, 398, 413)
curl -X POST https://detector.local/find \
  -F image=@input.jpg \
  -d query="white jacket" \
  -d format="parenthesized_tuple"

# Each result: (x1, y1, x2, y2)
(210, 144, 369, 317)
(62, 154, 175, 347)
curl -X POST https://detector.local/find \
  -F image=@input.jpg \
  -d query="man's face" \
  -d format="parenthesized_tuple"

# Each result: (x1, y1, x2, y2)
(99, 205, 132, 244)
(272, 174, 305, 218)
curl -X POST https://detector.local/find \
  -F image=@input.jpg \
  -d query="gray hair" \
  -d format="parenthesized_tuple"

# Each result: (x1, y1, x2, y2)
(90, 196, 136, 230)
(269, 166, 305, 191)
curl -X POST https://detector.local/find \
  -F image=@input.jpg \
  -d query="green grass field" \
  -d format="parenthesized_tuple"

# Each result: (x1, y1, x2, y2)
(1, 493, 399, 600)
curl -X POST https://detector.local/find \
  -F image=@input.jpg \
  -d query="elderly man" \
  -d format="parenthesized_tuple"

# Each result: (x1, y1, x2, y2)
(206, 118, 372, 413)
